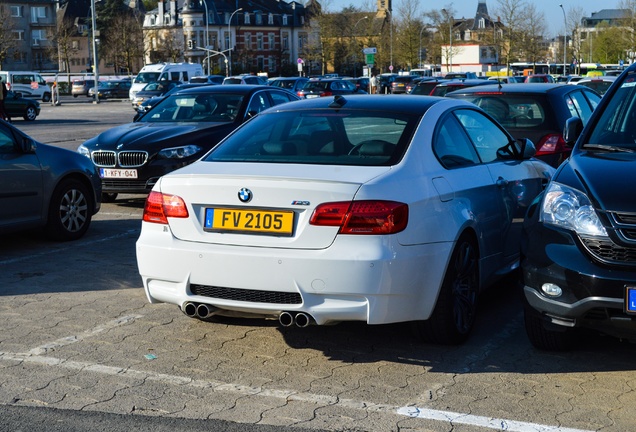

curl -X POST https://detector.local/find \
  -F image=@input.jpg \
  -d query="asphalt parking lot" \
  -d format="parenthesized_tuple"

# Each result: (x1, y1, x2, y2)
(1, 96, 635, 432)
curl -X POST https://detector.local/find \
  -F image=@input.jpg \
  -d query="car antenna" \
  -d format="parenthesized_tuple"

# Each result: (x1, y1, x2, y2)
(329, 95, 347, 108)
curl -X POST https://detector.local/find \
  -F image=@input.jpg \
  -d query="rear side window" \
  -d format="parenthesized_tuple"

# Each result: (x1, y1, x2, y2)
(204, 109, 419, 166)
(566, 90, 599, 124)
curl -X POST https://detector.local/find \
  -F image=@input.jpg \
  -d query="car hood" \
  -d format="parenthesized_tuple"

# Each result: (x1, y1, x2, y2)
(87, 122, 234, 151)
(564, 151, 636, 212)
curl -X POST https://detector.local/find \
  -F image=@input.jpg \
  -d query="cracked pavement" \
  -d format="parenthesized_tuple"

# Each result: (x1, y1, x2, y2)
(1, 99, 635, 431)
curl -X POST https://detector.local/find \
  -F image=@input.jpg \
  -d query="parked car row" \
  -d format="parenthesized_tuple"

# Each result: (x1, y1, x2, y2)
(3, 64, 635, 351)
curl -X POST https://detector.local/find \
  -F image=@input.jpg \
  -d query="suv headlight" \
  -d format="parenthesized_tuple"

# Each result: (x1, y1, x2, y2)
(157, 145, 202, 159)
(540, 182, 608, 237)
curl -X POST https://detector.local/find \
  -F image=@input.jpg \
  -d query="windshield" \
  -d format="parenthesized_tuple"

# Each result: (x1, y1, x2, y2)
(203, 109, 420, 166)
(134, 72, 160, 84)
(586, 73, 636, 149)
(140, 93, 244, 123)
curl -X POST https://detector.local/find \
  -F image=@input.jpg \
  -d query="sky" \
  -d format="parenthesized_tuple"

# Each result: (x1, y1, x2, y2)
(320, 0, 622, 38)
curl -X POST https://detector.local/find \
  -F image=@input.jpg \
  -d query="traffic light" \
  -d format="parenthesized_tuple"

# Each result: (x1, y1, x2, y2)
(187, 40, 193, 50)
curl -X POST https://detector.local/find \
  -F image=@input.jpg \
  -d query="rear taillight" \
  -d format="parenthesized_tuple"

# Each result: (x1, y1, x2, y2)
(535, 134, 567, 155)
(142, 191, 189, 224)
(310, 200, 408, 234)
(320, 91, 332, 97)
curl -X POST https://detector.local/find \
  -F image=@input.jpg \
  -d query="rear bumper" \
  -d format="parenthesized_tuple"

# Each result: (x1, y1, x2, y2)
(136, 222, 453, 325)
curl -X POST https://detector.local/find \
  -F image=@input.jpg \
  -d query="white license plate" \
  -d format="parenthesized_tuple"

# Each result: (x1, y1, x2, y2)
(99, 168, 138, 179)
(306, 95, 319, 98)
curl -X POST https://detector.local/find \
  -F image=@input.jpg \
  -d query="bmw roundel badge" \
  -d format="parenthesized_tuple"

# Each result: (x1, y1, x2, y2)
(238, 188, 253, 203)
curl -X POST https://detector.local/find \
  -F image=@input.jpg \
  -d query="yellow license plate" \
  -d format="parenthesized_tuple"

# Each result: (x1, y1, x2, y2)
(204, 208, 294, 235)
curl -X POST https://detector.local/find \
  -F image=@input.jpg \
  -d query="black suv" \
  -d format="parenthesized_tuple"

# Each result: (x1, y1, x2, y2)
(521, 65, 636, 350)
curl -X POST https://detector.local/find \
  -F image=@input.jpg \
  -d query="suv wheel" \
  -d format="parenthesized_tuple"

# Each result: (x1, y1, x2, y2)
(524, 304, 579, 351)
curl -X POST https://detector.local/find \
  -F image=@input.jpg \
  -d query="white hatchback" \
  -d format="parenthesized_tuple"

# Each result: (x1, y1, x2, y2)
(136, 95, 555, 344)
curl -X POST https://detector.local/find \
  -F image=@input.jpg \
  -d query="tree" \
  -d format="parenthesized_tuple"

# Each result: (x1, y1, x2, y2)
(493, 0, 529, 72)
(47, 17, 80, 87)
(519, 4, 547, 72)
(100, 12, 145, 74)
(146, 29, 184, 63)
(564, 6, 585, 73)
(0, 5, 17, 69)
(594, 22, 628, 64)
(394, 0, 423, 71)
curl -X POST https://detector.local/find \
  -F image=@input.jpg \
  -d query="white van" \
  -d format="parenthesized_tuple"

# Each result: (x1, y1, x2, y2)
(0, 71, 51, 102)
(129, 63, 203, 100)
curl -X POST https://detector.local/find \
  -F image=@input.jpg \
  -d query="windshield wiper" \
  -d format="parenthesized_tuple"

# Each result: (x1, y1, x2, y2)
(583, 144, 636, 153)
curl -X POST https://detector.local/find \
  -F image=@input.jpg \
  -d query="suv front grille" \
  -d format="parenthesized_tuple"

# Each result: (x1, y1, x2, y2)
(581, 237, 636, 264)
(190, 285, 302, 305)
(580, 210, 636, 265)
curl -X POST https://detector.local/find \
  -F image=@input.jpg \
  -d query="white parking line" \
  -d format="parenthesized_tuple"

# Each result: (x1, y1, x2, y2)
(396, 406, 593, 432)
(24, 315, 143, 356)
(0, 315, 595, 432)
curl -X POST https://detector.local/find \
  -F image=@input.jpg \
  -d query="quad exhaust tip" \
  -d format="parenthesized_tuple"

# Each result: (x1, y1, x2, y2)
(183, 302, 219, 320)
(279, 311, 313, 328)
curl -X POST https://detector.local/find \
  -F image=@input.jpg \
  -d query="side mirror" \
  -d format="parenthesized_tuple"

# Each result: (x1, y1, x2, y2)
(563, 117, 583, 147)
(20, 137, 36, 153)
(517, 138, 537, 159)
(496, 138, 536, 160)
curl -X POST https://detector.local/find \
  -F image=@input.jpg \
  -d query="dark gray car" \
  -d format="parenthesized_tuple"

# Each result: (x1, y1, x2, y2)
(0, 120, 101, 240)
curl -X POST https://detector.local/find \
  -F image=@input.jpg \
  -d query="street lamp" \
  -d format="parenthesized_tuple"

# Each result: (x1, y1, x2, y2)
(198, 47, 230, 76)
(228, 7, 243, 76)
(559, 4, 567, 75)
(352, 16, 368, 77)
(418, 25, 426, 69)
(389, 9, 393, 72)
(202, 0, 210, 74)
(442, 9, 453, 73)
(90, 0, 99, 103)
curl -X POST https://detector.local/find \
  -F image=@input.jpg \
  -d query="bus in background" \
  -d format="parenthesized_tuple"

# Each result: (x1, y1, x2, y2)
(128, 62, 203, 100)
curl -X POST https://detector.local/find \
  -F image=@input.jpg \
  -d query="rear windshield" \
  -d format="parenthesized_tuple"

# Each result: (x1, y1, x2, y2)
(203, 109, 421, 166)
(577, 80, 613, 95)
(303, 81, 329, 91)
(449, 94, 554, 131)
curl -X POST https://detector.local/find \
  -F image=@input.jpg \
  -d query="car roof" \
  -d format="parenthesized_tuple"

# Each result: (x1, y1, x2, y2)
(576, 76, 617, 83)
(435, 79, 491, 86)
(444, 83, 580, 95)
(268, 94, 468, 114)
(173, 84, 285, 96)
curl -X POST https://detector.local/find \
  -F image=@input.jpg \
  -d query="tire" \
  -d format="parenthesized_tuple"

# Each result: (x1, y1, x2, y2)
(42, 92, 51, 103)
(23, 106, 37, 121)
(413, 234, 479, 345)
(524, 304, 578, 351)
(73, 94, 78, 98)
(45, 179, 93, 241)
(102, 192, 118, 203)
